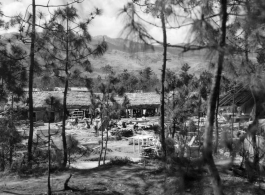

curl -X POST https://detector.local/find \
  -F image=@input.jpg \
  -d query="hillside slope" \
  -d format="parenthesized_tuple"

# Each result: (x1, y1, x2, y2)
(1, 33, 213, 76)
(91, 35, 212, 76)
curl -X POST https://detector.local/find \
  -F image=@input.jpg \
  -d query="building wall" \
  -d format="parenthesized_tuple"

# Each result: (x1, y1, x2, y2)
(33, 110, 62, 122)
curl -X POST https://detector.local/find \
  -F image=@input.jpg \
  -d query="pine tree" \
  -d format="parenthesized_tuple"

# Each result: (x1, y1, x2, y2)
(119, 0, 209, 159)
(89, 66, 129, 166)
(41, 5, 107, 167)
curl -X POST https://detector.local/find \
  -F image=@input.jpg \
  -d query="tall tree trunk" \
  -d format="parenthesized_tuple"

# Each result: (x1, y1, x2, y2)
(61, 11, 69, 168)
(48, 108, 51, 195)
(27, 0, 36, 165)
(249, 90, 261, 170)
(214, 94, 220, 154)
(203, 0, 227, 194)
(160, 7, 167, 159)
(103, 127, 109, 164)
(62, 79, 68, 167)
(244, 0, 260, 170)
(231, 85, 235, 140)
(197, 97, 201, 143)
(98, 114, 104, 166)
(172, 91, 176, 138)
(204, 51, 224, 195)
(9, 94, 14, 166)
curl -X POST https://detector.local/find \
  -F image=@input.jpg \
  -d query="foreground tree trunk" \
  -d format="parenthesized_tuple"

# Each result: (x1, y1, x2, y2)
(9, 95, 14, 166)
(197, 97, 201, 143)
(203, 1, 227, 194)
(204, 52, 224, 195)
(61, 9, 70, 168)
(103, 127, 109, 164)
(98, 115, 104, 166)
(62, 79, 68, 167)
(249, 92, 261, 170)
(48, 112, 51, 195)
(27, 0, 36, 165)
(214, 94, 220, 154)
(160, 6, 167, 159)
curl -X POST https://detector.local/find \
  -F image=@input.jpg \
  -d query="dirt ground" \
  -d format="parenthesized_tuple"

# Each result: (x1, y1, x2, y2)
(1, 121, 265, 194)
(1, 161, 265, 195)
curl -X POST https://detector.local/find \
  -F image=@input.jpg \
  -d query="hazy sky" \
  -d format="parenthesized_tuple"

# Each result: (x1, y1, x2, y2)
(0, 0, 190, 44)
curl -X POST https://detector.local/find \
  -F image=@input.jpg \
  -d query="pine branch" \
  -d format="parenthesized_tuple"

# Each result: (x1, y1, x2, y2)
(36, 0, 84, 8)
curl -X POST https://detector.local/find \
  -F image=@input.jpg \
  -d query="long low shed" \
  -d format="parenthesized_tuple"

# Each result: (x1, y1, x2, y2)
(8, 91, 161, 122)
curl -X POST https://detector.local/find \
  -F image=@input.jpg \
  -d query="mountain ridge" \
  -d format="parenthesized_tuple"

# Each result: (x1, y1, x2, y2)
(1, 32, 211, 76)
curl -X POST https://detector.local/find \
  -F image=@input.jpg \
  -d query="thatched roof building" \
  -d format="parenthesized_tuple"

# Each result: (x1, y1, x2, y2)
(219, 85, 253, 107)
(219, 85, 254, 114)
(31, 91, 92, 109)
(125, 93, 160, 108)
(13, 91, 160, 110)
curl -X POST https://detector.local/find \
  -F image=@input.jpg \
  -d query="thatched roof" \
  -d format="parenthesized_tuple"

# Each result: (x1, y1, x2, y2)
(125, 93, 160, 107)
(219, 85, 253, 107)
(15, 91, 160, 109)
(32, 91, 93, 108)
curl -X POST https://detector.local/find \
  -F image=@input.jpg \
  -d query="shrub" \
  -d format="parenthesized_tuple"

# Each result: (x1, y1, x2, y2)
(0, 118, 22, 171)
(165, 137, 176, 156)
(108, 156, 132, 165)
(153, 125, 161, 135)
(111, 128, 133, 137)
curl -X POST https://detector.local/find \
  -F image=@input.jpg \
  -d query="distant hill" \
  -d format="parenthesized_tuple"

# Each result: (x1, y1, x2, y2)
(1, 33, 213, 77)
(91, 35, 213, 76)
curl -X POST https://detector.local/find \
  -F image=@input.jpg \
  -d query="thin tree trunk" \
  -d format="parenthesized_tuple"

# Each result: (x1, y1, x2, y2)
(172, 122, 176, 138)
(90, 114, 93, 127)
(61, 8, 69, 168)
(27, 0, 36, 165)
(172, 91, 176, 138)
(48, 109, 51, 195)
(62, 79, 68, 167)
(103, 127, 109, 164)
(244, 2, 260, 170)
(197, 97, 201, 143)
(203, 0, 227, 194)
(98, 114, 104, 166)
(68, 152, 71, 166)
(9, 141, 13, 167)
(231, 85, 235, 140)
(249, 89, 260, 170)
(214, 94, 220, 154)
(9, 94, 14, 166)
(160, 7, 167, 159)
(0, 144, 4, 171)
(204, 52, 224, 195)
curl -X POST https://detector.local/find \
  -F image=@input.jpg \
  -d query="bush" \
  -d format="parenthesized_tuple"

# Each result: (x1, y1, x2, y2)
(111, 128, 133, 137)
(165, 137, 176, 156)
(0, 118, 22, 171)
(108, 156, 132, 165)
(10, 156, 29, 173)
(153, 125, 161, 135)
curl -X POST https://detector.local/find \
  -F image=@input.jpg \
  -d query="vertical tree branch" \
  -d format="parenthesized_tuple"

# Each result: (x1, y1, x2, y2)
(160, 3, 167, 159)
(203, 0, 228, 194)
(28, 0, 36, 165)
(62, 3, 69, 168)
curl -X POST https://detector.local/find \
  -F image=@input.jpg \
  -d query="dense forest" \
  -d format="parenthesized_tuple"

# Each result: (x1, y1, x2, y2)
(1, 0, 265, 195)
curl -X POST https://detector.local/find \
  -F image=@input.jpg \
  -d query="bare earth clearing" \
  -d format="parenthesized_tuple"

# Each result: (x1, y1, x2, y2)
(1, 122, 265, 194)
(0, 162, 265, 195)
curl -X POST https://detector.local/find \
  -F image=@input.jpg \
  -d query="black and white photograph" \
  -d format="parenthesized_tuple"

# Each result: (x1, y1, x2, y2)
(0, 0, 265, 194)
